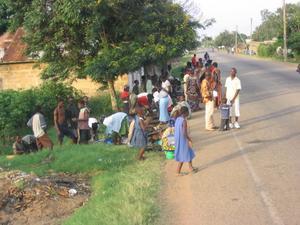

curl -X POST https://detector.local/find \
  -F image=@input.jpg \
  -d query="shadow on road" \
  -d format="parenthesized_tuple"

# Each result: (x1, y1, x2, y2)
(196, 131, 300, 173)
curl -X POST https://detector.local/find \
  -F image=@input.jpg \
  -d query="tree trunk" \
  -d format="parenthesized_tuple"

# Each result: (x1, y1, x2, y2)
(107, 79, 119, 111)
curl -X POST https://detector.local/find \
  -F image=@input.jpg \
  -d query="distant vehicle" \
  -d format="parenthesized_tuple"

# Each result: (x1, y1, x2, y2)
(297, 64, 300, 74)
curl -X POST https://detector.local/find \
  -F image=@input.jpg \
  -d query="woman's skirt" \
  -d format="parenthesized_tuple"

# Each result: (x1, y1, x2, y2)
(159, 96, 170, 122)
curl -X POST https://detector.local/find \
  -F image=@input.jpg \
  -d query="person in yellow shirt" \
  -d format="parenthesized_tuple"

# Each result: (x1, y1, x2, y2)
(201, 72, 217, 131)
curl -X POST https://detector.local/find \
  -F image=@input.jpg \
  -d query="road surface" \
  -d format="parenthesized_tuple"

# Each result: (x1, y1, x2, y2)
(160, 53, 300, 225)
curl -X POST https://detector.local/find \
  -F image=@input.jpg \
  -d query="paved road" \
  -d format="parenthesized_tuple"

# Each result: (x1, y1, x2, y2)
(160, 53, 300, 225)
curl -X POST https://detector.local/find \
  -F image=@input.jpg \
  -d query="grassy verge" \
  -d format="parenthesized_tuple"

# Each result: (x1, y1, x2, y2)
(0, 143, 164, 225)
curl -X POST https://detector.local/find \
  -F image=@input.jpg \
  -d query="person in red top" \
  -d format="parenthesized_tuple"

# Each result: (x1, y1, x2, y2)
(120, 85, 130, 114)
(137, 93, 154, 110)
(191, 54, 197, 68)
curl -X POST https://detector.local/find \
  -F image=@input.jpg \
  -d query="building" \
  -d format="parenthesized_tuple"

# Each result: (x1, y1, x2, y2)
(0, 28, 128, 96)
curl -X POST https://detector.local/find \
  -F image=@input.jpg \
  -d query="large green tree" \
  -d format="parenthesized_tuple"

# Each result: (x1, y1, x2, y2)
(6, 0, 201, 110)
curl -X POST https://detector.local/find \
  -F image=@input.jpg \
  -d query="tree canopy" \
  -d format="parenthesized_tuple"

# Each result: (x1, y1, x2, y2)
(0, 0, 12, 35)
(252, 3, 300, 42)
(5, 0, 204, 109)
(6, 0, 201, 80)
(214, 30, 247, 48)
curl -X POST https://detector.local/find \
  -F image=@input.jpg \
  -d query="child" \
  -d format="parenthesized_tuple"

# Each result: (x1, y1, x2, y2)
(130, 106, 148, 160)
(174, 106, 196, 175)
(219, 98, 231, 131)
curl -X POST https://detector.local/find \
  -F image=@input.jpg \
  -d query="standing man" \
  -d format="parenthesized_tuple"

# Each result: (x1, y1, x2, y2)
(225, 68, 242, 129)
(132, 80, 140, 95)
(66, 96, 79, 137)
(27, 105, 53, 150)
(191, 54, 197, 68)
(54, 99, 77, 145)
(201, 72, 217, 131)
(77, 100, 90, 144)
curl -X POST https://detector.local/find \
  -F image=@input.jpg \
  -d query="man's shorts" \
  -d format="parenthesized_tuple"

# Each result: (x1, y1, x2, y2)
(36, 134, 53, 150)
(228, 99, 240, 117)
(58, 124, 76, 141)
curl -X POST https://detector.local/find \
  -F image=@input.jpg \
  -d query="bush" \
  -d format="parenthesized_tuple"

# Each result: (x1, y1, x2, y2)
(257, 44, 275, 57)
(0, 81, 81, 147)
(89, 91, 122, 117)
(171, 66, 184, 80)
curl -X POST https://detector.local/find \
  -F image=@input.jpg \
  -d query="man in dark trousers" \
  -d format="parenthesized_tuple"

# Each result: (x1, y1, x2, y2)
(54, 99, 77, 145)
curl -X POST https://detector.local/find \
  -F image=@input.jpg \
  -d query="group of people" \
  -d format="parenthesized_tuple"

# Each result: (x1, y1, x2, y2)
(183, 53, 242, 131)
(174, 52, 242, 175)
(12, 51, 242, 176)
(13, 96, 91, 154)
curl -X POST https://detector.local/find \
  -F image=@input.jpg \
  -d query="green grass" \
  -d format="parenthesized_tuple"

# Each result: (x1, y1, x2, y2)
(0, 143, 164, 225)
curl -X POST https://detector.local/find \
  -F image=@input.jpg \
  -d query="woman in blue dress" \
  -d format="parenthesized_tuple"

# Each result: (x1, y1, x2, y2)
(130, 106, 148, 160)
(174, 106, 196, 175)
(159, 74, 171, 123)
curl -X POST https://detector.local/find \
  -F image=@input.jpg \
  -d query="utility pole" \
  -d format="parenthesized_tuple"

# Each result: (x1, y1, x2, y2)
(250, 18, 253, 55)
(235, 25, 238, 54)
(250, 18, 253, 40)
(283, 0, 288, 62)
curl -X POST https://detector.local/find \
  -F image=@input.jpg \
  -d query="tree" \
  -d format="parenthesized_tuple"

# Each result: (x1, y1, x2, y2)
(0, 1, 12, 35)
(6, 0, 201, 110)
(214, 30, 248, 48)
(252, 3, 300, 56)
(252, 3, 300, 42)
(201, 36, 214, 47)
(252, 9, 281, 41)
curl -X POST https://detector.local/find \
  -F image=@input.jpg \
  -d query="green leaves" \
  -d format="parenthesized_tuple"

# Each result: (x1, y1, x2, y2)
(5, 0, 200, 82)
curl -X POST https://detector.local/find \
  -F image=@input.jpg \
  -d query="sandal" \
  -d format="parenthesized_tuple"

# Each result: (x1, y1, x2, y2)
(189, 168, 199, 174)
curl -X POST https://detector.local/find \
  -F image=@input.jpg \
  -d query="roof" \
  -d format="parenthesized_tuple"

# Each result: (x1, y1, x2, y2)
(0, 28, 29, 63)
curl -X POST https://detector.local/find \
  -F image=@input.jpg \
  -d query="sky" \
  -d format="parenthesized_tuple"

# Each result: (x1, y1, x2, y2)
(193, 0, 300, 38)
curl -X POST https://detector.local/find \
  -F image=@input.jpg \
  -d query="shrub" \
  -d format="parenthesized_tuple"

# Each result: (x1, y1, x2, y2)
(257, 43, 279, 58)
(89, 91, 122, 117)
(171, 66, 184, 80)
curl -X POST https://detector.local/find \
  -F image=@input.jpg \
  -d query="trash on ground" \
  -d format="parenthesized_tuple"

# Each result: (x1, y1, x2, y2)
(0, 170, 90, 225)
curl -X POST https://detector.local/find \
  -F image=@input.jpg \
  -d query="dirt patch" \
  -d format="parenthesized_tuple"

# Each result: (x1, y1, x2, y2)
(0, 170, 90, 225)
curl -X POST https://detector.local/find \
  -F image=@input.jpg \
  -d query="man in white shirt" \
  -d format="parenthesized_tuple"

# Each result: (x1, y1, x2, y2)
(27, 106, 53, 150)
(225, 68, 242, 129)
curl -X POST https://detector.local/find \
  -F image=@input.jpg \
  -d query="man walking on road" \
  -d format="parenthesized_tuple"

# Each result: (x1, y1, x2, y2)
(225, 68, 242, 129)
(201, 72, 217, 131)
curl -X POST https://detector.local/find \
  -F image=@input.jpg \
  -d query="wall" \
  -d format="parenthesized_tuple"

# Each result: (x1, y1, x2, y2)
(0, 62, 128, 96)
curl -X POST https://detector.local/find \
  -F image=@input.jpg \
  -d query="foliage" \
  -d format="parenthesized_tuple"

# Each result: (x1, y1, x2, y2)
(257, 44, 278, 57)
(0, 144, 163, 225)
(252, 9, 282, 42)
(0, 0, 12, 35)
(0, 81, 81, 144)
(201, 36, 214, 47)
(5, 0, 202, 110)
(214, 30, 247, 47)
(89, 93, 123, 117)
(288, 32, 300, 55)
(252, 3, 300, 56)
